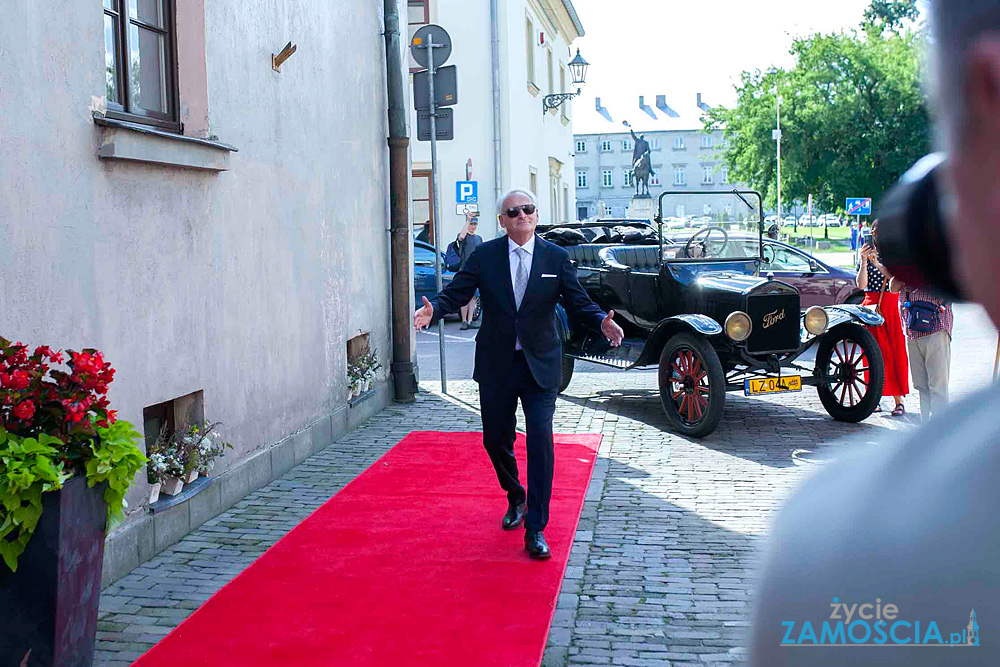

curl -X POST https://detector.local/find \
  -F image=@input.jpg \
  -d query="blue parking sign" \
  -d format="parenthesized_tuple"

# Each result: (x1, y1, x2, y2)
(846, 197, 872, 216)
(456, 181, 478, 204)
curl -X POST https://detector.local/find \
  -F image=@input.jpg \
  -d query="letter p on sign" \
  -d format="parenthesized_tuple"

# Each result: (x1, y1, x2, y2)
(456, 180, 478, 204)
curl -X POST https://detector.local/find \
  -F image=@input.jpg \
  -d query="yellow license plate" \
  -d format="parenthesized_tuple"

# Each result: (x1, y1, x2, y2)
(744, 375, 802, 396)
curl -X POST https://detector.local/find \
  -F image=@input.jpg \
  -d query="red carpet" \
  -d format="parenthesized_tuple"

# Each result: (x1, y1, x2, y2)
(131, 431, 601, 667)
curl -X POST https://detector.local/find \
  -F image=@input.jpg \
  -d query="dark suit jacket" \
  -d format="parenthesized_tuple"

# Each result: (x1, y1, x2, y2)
(431, 234, 606, 389)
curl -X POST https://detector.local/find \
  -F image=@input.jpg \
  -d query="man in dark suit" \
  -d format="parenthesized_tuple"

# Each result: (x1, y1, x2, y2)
(414, 189, 624, 559)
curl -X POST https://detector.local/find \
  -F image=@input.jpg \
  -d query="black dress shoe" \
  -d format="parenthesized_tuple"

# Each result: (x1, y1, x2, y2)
(502, 501, 526, 531)
(524, 530, 551, 560)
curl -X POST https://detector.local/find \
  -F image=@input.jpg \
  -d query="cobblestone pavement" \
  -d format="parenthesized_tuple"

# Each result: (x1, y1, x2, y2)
(95, 306, 996, 666)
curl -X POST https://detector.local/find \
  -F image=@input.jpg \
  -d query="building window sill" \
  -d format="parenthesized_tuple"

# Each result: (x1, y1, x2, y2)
(527, 81, 540, 97)
(348, 389, 377, 408)
(94, 114, 237, 171)
(149, 476, 213, 514)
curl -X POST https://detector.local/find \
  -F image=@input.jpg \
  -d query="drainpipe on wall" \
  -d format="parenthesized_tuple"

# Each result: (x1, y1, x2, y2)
(383, 0, 417, 402)
(490, 0, 503, 222)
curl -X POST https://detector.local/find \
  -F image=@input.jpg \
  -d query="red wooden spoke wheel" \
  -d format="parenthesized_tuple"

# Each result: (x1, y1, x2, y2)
(658, 332, 725, 438)
(815, 324, 885, 422)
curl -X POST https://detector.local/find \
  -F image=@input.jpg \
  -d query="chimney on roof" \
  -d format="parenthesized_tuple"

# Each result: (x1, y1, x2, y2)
(656, 94, 679, 118)
(696, 93, 711, 111)
(639, 95, 657, 120)
(595, 97, 613, 123)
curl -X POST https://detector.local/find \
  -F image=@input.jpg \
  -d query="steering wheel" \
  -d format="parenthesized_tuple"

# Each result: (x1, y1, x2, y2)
(762, 243, 776, 265)
(684, 226, 730, 259)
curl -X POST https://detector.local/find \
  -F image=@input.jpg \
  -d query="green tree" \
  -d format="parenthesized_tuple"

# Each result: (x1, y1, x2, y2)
(705, 8, 930, 214)
(864, 0, 919, 30)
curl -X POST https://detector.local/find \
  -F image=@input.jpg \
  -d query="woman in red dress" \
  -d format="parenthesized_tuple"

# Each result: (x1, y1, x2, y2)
(856, 221, 909, 416)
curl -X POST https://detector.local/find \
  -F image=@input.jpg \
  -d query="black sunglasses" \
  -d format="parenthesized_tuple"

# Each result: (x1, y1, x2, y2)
(505, 204, 536, 218)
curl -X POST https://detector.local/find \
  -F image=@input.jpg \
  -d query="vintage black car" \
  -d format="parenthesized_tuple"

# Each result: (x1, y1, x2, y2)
(545, 190, 886, 438)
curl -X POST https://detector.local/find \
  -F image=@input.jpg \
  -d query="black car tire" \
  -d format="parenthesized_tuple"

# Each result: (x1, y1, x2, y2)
(814, 323, 885, 422)
(658, 332, 726, 438)
(845, 293, 864, 305)
(559, 355, 575, 394)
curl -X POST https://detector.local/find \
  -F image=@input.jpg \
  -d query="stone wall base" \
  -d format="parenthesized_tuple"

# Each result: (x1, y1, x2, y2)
(100, 380, 390, 588)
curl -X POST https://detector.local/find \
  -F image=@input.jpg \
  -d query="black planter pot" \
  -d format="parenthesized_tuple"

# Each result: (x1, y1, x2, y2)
(0, 475, 108, 667)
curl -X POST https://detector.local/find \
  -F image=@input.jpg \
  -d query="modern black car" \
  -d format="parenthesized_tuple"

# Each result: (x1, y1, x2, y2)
(414, 240, 454, 306)
(543, 190, 886, 438)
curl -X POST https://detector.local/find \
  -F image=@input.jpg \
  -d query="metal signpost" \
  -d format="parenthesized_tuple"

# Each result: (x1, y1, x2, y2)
(846, 198, 872, 266)
(412, 24, 454, 393)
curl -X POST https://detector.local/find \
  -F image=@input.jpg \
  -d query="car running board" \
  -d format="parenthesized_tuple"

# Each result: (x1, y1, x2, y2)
(566, 337, 645, 370)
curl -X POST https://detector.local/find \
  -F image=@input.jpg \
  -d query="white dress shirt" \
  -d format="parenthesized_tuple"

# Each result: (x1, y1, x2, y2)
(508, 235, 535, 350)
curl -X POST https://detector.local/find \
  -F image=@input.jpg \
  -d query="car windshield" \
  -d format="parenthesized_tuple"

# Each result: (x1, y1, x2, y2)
(658, 191, 763, 262)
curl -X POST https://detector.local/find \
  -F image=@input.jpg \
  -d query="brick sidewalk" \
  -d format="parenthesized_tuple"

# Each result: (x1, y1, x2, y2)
(95, 320, 995, 667)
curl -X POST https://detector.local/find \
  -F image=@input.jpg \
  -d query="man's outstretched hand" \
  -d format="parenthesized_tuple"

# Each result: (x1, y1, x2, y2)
(602, 310, 624, 347)
(414, 296, 434, 331)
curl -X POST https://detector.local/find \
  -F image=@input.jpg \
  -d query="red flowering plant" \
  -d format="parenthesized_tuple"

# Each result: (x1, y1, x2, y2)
(0, 337, 146, 571)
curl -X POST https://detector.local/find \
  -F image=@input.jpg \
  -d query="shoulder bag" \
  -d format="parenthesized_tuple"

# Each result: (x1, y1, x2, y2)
(902, 290, 941, 333)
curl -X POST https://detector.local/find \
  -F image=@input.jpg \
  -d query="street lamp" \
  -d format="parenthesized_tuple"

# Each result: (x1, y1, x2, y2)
(542, 48, 589, 115)
(772, 84, 783, 233)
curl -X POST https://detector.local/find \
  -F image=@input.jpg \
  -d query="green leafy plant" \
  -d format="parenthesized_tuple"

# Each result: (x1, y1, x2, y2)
(0, 430, 72, 571)
(86, 419, 146, 530)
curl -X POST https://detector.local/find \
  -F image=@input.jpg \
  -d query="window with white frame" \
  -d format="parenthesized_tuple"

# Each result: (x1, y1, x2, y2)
(650, 138, 660, 150)
(547, 49, 554, 95)
(703, 204, 712, 215)
(675, 204, 685, 218)
(673, 166, 686, 185)
(701, 134, 714, 148)
(623, 169, 634, 187)
(525, 17, 535, 85)
(673, 136, 685, 150)
(560, 65, 568, 118)
(576, 171, 588, 188)
(721, 167, 728, 184)
(604, 204, 613, 216)
(602, 169, 613, 187)
(702, 166, 714, 184)
(650, 169, 660, 186)
(576, 140, 587, 153)
(600, 140, 612, 152)
(623, 138, 633, 152)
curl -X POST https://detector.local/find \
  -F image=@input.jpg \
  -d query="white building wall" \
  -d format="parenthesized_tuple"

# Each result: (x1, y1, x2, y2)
(0, 1, 394, 521)
(410, 0, 579, 244)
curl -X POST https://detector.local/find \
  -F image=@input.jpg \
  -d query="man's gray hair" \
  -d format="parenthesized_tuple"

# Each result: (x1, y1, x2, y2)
(931, 0, 1000, 148)
(496, 188, 537, 216)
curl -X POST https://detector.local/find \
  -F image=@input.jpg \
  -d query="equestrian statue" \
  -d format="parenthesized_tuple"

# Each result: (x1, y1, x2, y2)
(629, 128, 654, 197)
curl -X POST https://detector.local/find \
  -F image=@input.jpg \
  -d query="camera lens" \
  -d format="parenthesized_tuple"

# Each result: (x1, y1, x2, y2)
(876, 153, 965, 301)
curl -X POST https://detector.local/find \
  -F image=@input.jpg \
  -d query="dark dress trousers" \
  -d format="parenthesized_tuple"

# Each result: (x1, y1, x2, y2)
(430, 234, 606, 531)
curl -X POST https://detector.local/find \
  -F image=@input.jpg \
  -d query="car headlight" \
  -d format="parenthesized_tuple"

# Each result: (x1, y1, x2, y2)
(804, 306, 829, 336)
(725, 311, 752, 342)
